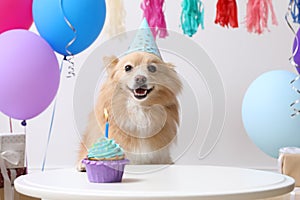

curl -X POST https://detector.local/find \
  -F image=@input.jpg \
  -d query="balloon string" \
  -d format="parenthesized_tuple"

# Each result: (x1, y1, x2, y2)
(9, 117, 12, 133)
(290, 0, 300, 23)
(286, 0, 300, 118)
(60, 0, 77, 78)
(23, 124, 28, 174)
(290, 76, 300, 117)
(64, 56, 75, 78)
(286, 0, 299, 61)
(41, 60, 63, 171)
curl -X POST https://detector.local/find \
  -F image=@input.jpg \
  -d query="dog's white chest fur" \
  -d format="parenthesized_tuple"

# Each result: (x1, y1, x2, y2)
(120, 99, 167, 139)
(111, 98, 171, 164)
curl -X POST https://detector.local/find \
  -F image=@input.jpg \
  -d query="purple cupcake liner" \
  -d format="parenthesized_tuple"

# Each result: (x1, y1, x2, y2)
(82, 159, 129, 183)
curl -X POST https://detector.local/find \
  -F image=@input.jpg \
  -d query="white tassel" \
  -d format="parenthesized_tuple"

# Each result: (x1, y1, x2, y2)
(104, 0, 126, 38)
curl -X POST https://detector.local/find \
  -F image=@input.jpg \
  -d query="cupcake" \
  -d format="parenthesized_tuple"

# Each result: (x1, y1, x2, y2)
(82, 137, 129, 183)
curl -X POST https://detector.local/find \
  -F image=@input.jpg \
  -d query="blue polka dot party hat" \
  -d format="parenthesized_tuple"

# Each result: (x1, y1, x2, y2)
(126, 18, 162, 59)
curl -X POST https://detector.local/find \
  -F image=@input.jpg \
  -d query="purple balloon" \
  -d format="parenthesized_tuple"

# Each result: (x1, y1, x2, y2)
(0, 29, 60, 120)
(292, 29, 300, 74)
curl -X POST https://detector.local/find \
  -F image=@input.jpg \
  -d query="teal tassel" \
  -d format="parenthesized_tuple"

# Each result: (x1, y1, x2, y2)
(180, 0, 204, 37)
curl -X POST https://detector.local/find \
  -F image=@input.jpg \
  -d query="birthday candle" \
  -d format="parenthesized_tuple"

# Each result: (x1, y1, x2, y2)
(104, 108, 109, 138)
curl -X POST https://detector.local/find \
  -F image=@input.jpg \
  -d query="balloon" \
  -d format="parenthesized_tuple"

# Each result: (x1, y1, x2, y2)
(292, 28, 300, 74)
(242, 70, 300, 158)
(0, 0, 33, 34)
(33, 0, 106, 56)
(0, 30, 60, 120)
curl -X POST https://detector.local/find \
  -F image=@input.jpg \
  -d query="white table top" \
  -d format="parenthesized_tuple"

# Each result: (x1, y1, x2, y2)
(14, 165, 295, 200)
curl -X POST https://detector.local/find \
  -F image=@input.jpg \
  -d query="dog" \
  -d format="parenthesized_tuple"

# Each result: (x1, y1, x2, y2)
(77, 51, 182, 171)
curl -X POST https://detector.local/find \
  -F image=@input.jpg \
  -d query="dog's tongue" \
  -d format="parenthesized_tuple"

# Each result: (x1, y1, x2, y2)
(135, 88, 146, 94)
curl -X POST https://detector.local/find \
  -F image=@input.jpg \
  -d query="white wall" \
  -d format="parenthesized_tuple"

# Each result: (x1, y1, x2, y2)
(0, 0, 295, 170)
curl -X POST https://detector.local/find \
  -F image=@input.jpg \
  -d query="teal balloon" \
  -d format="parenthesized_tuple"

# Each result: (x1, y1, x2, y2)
(33, 0, 106, 56)
(242, 70, 300, 158)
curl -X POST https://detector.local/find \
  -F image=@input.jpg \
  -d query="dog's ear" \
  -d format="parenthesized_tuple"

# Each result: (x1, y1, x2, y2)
(165, 62, 176, 70)
(103, 56, 119, 77)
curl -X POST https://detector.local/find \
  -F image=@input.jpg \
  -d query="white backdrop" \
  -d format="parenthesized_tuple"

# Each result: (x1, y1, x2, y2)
(0, 0, 295, 170)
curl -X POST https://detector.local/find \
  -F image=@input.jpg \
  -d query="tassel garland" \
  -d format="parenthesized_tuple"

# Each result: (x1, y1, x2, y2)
(246, 0, 278, 34)
(215, 0, 238, 28)
(141, 0, 168, 39)
(180, 0, 204, 37)
(102, 0, 281, 37)
(104, 0, 126, 38)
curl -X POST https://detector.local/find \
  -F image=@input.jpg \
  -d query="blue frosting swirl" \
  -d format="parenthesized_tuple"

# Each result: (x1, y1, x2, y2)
(88, 137, 124, 160)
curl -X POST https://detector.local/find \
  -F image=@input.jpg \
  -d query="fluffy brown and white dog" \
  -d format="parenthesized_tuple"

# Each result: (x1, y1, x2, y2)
(77, 51, 182, 170)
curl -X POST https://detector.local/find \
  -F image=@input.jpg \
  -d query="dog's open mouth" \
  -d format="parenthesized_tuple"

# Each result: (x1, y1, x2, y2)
(131, 87, 153, 100)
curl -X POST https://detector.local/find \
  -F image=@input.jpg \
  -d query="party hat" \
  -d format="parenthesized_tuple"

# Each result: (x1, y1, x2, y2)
(126, 18, 162, 59)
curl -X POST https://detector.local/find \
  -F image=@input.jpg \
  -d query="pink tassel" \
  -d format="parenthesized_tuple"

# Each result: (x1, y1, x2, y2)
(246, 0, 278, 34)
(141, 0, 168, 39)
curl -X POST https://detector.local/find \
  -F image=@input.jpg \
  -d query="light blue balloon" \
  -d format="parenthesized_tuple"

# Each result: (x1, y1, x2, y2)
(242, 70, 300, 158)
(33, 0, 106, 56)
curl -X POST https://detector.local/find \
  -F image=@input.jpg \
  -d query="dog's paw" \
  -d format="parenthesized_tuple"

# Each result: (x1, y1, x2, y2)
(76, 161, 86, 172)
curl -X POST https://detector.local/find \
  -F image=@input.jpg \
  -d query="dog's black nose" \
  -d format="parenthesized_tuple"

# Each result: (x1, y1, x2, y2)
(135, 75, 147, 85)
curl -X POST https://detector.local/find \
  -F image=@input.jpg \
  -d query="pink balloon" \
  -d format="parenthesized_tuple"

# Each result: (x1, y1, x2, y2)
(0, 0, 33, 34)
(0, 30, 60, 120)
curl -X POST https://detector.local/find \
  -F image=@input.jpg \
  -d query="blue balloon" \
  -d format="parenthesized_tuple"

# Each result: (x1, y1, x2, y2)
(242, 70, 300, 158)
(33, 0, 106, 56)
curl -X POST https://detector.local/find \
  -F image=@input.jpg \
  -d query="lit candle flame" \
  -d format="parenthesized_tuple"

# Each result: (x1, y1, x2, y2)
(104, 108, 108, 122)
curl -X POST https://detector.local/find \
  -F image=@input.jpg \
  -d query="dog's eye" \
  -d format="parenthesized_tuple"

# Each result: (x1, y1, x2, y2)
(147, 65, 157, 73)
(124, 65, 133, 72)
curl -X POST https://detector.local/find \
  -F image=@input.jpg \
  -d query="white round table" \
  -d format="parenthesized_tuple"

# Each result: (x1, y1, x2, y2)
(14, 165, 294, 200)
